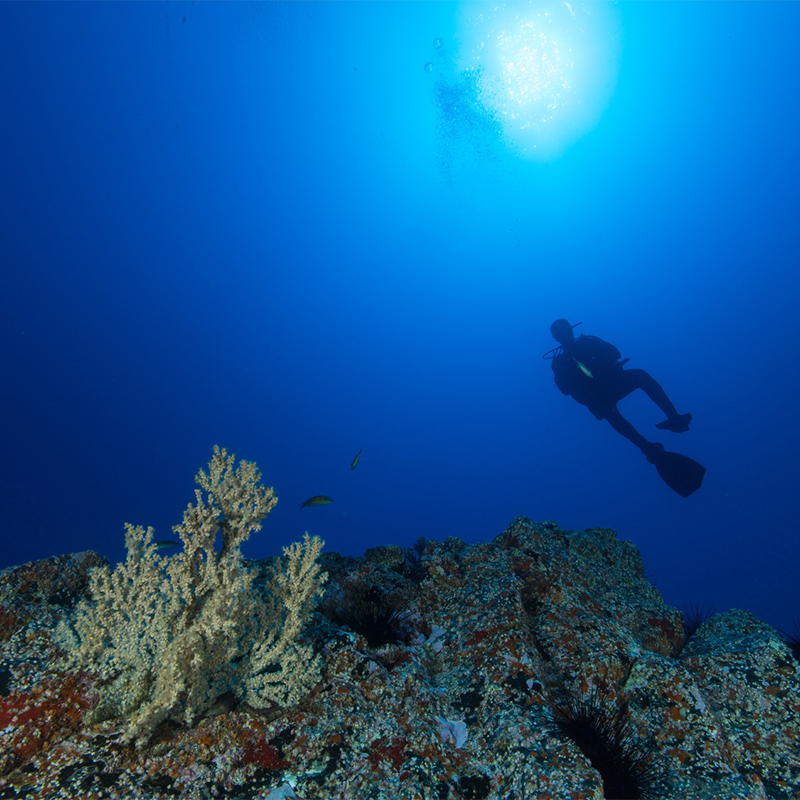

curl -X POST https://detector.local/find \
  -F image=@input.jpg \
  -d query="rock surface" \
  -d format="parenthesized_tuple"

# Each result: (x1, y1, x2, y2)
(0, 517, 798, 799)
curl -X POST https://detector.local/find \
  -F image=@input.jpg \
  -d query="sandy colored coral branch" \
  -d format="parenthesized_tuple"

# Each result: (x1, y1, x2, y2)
(240, 533, 328, 709)
(57, 446, 326, 747)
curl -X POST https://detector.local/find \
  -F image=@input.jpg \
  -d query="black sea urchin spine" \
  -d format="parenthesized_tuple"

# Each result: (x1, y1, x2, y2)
(550, 690, 660, 800)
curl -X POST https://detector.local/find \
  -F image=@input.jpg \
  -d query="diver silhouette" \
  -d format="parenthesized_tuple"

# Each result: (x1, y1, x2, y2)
(546, 319, 705, 497)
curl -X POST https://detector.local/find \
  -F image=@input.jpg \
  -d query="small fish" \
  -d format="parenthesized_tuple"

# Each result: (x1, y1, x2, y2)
(350, 448, 362, 471)
(154, 539, 181, 550)
(574, 358, 593, 379)
(301, 495, 333, 508)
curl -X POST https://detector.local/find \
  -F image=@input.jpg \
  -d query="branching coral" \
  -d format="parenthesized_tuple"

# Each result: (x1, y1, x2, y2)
(58, 446, 327, 746)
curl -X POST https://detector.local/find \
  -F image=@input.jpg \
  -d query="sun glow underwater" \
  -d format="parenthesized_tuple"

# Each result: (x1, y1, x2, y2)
(455, 1, 621, 160)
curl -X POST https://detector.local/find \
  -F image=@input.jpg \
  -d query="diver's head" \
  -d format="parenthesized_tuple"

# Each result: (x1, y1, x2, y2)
(550, 319, 575, 346)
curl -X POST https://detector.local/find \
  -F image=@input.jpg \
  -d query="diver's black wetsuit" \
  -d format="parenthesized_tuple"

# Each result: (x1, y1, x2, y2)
(552, 333, 682, 456)
(548, 320, 703, 496)
(552, 334, 625, 419)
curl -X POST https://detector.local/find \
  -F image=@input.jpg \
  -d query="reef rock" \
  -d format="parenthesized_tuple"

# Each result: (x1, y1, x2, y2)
(0, 517, 798, 799)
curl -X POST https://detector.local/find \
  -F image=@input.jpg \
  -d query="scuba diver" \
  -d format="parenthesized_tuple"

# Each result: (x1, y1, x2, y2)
(545, 319, 705, 497)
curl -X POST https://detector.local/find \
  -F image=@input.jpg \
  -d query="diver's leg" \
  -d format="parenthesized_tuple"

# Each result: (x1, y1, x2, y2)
(620, 369, 677, 416)
(623, 369, 692, 432)
(604, 407, 664, 462)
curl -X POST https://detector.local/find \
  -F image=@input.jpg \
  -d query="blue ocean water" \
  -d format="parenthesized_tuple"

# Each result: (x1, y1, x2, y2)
(1, 2, 798, 635)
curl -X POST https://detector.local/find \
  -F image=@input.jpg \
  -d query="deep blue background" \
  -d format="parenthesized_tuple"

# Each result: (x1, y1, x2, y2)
(1, 2, 798, 633)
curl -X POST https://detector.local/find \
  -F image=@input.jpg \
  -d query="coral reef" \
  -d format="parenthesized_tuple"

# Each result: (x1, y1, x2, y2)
(55, 447, 327, 747)
(0, 516, 798, 799)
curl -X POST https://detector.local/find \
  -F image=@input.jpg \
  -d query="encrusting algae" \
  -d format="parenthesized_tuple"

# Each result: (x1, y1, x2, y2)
(0, 509, 798, 798)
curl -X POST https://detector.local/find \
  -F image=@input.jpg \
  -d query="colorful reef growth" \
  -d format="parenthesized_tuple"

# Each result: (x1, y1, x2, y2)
(0, 513, 798, 798)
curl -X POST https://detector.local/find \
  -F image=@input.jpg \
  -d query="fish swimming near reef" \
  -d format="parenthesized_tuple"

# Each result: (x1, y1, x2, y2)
(301, 495, 333, 508)
(154, 539, 181, 550)
(350, 448, 362, 471)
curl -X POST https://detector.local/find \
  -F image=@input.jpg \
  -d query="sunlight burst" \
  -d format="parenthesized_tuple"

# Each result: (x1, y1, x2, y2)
(457, 1, 620, 160)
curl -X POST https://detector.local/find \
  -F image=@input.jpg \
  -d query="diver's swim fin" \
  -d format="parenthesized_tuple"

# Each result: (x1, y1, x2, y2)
(651, 448, 706, 497)
(656, 413, 692, 433)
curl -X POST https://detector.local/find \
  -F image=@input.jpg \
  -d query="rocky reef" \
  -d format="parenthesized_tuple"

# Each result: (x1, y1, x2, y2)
(0, 516, 798, 799)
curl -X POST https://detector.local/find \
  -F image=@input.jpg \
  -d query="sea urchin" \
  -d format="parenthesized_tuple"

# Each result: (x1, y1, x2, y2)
(550, 690, 660, 800)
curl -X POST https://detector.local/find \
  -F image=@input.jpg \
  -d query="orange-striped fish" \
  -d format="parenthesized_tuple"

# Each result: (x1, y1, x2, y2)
(301, 495, 333, 508)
